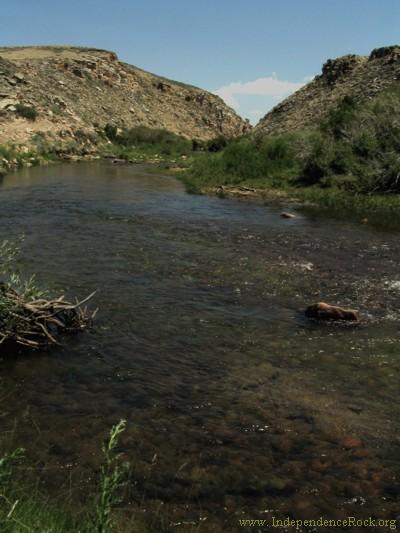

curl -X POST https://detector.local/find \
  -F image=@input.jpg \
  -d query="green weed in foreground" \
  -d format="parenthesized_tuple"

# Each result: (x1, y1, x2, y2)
(0, 448, 24, 487)
(95, 419, 129, 533)
(0, 420, 130, 533)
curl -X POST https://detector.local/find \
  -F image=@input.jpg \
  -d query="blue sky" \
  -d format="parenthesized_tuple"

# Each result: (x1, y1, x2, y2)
(1, 0, 399, 124)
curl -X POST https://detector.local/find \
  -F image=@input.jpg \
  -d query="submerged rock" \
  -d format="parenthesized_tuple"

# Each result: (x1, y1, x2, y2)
(305, 302, 359, 321)
(340, 436, 362, 449)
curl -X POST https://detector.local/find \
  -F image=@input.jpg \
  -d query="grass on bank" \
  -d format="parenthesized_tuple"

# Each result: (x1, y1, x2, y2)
(182, 85, 400, 214)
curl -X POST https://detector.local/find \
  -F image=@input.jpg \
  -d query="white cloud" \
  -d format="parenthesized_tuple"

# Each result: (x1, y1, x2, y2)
(214, 74, 307, 113)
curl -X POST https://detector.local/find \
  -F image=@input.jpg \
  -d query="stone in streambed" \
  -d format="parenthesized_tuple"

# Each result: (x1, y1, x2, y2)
(264, 476, 293, 493)
(340, 436, 362, 449)
(311, 458, 330, 473)
(305, 302, 359, 321)
(352, 448, 369, 459)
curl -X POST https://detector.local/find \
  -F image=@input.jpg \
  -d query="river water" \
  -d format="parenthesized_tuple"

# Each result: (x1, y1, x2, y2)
(0, 162, 398, 531)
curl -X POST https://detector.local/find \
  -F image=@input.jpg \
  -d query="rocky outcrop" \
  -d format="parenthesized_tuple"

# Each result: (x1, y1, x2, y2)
(0, 46, 249, 146)
(255, 45, 400, 135)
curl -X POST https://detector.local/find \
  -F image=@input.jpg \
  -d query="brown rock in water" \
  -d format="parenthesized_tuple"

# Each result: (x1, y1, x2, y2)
(305, 302, 359, 321)
(311, 458, 330, 473)
(340, 436, 363, 449)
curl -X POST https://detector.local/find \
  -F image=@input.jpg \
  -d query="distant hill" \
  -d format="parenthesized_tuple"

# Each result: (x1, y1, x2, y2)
(255, 45, 400, 135)
(0, 46, 249, 146)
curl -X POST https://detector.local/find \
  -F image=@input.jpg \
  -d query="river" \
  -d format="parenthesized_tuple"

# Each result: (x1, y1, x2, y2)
(0, 162, 398, 531)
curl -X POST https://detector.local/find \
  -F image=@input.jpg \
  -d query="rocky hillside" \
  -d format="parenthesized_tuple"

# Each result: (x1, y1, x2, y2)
(255, 45, 400, 135)
(0, 46, 249, 146)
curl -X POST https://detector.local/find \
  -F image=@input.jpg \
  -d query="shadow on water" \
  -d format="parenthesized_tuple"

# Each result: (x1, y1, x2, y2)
(0, 161, 399, 530)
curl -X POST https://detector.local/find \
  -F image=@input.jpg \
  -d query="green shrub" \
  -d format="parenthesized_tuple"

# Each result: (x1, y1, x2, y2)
(104, 123, 119, 142)
(206, 135, 229, 152)
(15, 104, 38, 121)
(104, 125, 192, 156)
(320, 95, 357, 138)
(300, 87, 400, 192)
(191, 138, 206, 151)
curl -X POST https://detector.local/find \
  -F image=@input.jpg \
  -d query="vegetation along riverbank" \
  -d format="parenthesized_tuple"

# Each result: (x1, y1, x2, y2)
(4, 86, 400, 226)
(181, 85, 400, 219)
(4, 93, 399, 227)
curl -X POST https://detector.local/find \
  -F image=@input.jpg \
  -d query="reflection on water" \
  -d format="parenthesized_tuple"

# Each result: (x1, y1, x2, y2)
(0, 162, 399, 530)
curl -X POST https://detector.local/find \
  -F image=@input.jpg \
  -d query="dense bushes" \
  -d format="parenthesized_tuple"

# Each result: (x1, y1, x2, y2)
(103, 125, 231, 159)
(184, 132, 302, 190)
(185, 86, 400, 195)
(205, 135, 229, 152)
(103, 124, 192, 155)
(299, 88, 400, 192)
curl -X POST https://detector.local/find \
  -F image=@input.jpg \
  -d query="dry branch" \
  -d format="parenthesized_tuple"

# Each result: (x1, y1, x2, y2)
(0, 287, 96, 350)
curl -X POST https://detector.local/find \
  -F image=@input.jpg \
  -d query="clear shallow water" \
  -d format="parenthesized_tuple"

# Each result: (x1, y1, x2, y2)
(0, 162, 399, 531)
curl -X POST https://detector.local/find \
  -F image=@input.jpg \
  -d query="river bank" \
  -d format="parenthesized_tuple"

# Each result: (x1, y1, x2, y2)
(4, 141, 400, 226)
(177, 85, 400, 227)
(187, 182, 400, 231)
(0, 127, 191, 178)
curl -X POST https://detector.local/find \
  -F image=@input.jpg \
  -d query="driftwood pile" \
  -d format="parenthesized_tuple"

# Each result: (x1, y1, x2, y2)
(0, 286, 97, 350)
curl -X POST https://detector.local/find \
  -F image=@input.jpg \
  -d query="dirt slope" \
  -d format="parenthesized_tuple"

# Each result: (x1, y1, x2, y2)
(0, 46, 249, 145)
